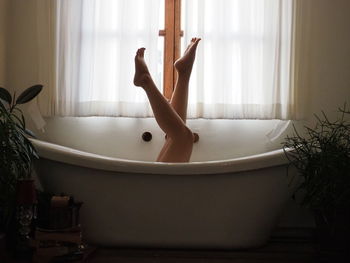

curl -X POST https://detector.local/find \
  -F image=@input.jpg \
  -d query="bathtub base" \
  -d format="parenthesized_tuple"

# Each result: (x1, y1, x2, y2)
(36, 158, 290, 249)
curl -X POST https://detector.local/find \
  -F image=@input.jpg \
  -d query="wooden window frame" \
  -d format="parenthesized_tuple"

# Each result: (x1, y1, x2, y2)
(159, 0, 183, 99)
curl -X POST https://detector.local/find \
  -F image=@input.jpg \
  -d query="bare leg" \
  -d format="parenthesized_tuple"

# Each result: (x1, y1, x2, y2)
(171, 38, 201, 121)
(134, 48, 193, 162)
(157, 38, 201, 160)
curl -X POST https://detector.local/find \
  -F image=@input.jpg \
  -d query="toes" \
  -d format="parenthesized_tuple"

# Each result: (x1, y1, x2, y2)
(190, 38, 201, 49)
(136, 48, 146, 57)
(187, 38, 200, 52)
(185, 38, 196, 52)
(140, 47, 145, 57)
(193, 38, 201, 46)
(189, 38, 200, 48)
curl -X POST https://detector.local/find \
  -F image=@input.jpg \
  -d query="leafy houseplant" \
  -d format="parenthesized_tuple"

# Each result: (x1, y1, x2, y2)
(0, 85, 43, 232)
(283, 104, 350, 248)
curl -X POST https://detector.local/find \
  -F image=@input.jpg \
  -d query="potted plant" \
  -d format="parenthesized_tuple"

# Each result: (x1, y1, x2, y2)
(0, 85, 43, 246)
(283, 104, 350, 254)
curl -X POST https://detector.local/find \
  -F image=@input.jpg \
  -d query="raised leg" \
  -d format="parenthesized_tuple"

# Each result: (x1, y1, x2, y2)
(134, 48, 193, 162)
(170, 38, 201, 122)
(157, 38, 201, 160)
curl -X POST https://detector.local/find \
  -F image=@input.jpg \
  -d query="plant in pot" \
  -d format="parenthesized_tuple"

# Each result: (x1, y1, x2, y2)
(283, 104, 350, 255)
(0, 85, 43, 252)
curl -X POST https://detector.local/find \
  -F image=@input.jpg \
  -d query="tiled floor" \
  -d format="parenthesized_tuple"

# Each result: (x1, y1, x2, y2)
(86, 246, 317, 263)
(86, 228, 319, 263)
(4, 228, 349, 262)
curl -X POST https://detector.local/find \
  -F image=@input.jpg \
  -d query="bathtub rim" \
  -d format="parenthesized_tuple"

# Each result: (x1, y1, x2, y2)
(31, 138, 290, 175)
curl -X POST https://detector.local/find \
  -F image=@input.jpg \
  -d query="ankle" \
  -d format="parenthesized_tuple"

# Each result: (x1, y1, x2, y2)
(142, 76, 157, 90)
(176, 72, 191, 82)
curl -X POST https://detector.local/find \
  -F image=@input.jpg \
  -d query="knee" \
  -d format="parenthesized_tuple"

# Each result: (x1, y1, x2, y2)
(181, 126, 194, 145)
(167, 126, 194, 145)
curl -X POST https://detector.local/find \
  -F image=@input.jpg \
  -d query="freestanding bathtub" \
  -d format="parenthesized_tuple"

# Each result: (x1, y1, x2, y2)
(32, 117, 295, 249)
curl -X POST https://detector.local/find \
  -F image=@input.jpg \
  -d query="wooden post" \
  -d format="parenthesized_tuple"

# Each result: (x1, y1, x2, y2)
(159, 0, 182, 100)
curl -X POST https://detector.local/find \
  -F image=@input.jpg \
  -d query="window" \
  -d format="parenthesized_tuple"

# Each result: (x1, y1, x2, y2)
(39, 0, 295, 119)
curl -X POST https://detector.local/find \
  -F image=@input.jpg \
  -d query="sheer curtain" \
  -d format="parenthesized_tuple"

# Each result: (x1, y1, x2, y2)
(54, 0, 162, 117)
(183, 0, 295, 119)
(37, 0, 295, 119)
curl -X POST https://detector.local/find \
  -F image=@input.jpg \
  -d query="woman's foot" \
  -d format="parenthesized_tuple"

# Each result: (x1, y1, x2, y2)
(134, 48, 152, 87)
(174, 38, 201, 75)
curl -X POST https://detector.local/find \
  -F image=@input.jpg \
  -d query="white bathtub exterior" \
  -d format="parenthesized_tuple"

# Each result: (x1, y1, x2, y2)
(33, 117, 294, 249)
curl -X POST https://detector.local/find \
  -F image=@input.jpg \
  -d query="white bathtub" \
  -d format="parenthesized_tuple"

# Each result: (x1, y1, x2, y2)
(33, 117, 294, 249)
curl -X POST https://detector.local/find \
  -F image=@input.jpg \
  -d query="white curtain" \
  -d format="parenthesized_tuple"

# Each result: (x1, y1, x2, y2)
(184, 0, 295, 119)
(38, 0, 295, 119)
(54, 0, 162, 117)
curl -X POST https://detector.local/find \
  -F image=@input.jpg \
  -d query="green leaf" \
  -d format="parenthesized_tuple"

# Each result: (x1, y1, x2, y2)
(16, 85, 43, 105)
(10, 114, 24, 128)
(0, 87, 12, 105)
(21, 114, 26, 129)
(0, 99, 7, 111)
